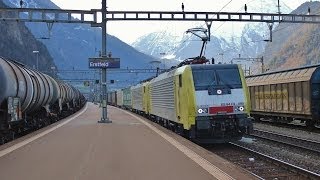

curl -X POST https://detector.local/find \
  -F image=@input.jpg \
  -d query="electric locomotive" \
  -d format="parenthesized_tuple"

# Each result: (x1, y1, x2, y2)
(190, 64, 252, 143)
(146, 57, 253, 143)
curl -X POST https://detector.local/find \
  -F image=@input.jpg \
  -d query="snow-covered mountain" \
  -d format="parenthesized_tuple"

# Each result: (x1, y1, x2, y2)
(132, 1, 293, 65)
(132, 31, 180, 60)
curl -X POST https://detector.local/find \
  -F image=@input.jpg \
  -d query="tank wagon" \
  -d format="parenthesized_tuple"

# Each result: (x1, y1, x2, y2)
(0, 58, 86, 142)
(112, 60, 253, 143)
(246, 64, 320, 127)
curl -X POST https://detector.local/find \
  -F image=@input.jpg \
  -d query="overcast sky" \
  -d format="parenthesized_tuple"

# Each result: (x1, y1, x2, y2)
(51, 0, 310, 43)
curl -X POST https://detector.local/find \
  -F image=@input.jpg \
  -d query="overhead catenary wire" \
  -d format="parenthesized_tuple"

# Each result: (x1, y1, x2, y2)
(160, 1, 317, 63)
(212, 0, 310, 40)
(166, 0, 235, 57)
(213, 0, 259, 33)
(256, 2, 320, 36)
(212, 1, 319, 58)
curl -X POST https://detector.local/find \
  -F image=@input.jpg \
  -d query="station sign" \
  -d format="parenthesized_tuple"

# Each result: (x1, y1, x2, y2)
(89, 57, 120, 69)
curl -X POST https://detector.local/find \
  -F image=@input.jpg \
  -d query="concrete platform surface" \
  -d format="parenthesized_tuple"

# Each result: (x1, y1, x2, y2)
(0, 103, 256, 180)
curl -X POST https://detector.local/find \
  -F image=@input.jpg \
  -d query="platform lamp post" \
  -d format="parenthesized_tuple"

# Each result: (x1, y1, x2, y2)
(33, 50, 39, 70)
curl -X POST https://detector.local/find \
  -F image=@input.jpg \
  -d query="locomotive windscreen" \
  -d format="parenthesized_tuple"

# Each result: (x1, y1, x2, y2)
(191, 65, 242, 91)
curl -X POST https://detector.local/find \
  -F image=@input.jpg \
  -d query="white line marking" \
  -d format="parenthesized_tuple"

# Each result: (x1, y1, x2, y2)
(0, 103, 88, 158)
(119, 109, 235, 180)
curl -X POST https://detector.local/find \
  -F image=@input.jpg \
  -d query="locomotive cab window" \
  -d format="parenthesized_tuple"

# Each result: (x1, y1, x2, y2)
(179, 74, 182, 87)
(192, 69, 216, 90)
(192, 67, 241, 90)
(215, 69, 242, 89)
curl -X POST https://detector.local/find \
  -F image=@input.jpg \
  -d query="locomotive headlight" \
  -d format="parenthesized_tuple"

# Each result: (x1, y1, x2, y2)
(197, 108, 208, 114)
(238, 106, 244, 111)
(217, 89, 222, 95)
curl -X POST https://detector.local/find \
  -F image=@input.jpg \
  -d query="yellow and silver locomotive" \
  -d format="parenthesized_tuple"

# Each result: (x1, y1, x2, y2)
(124, 57, 253, 143)
(188, 64, 252, 143)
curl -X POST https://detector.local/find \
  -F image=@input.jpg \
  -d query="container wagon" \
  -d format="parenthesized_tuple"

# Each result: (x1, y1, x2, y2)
(246, 64, 320, 127)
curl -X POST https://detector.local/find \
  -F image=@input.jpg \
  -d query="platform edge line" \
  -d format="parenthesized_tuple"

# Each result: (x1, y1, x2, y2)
(0, 103, 89, 158)
(119, 108, 235, 180)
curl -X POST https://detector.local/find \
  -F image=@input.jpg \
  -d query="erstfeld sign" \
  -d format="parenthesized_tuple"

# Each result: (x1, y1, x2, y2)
(89, 57, 120, 69)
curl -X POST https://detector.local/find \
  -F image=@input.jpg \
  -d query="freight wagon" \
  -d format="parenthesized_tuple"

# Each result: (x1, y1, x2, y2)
(116, 89, 123, 107)
(246, 64, 320, 127)
(0, 58, 86, 142)
(122, 87, 132, 110)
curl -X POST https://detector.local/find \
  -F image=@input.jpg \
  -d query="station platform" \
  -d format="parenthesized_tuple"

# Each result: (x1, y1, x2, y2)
(0, 103, 256, 180)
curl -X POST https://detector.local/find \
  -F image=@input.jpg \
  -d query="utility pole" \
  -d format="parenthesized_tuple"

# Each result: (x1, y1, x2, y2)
(231, 56, 264, 74)
(32, 50, 39, 70)
(277, 0, 281, 14)
(261, 56, 264, 73)
(98, 0, 111, 123)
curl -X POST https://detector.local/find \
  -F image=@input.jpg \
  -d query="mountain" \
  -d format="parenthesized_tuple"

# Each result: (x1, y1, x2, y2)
(132, 31, 181, 65)
(132, 1, 292, 66)
(2, 0, 157, 84)
(132, 23, 268, 67)
(262, 1, 320, 71)
(0, 0, 56, 74)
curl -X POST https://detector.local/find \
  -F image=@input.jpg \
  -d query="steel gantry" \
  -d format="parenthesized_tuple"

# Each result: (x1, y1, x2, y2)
(105, 11, 320, 24)
(2, 2, 320, 122)
(3, 8, 320, 24)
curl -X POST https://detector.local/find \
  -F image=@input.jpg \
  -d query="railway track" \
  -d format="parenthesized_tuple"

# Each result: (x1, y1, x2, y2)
(209, 143, 320, 179)
(254, 121, 320, 134)
(252, 129, 320, 154)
